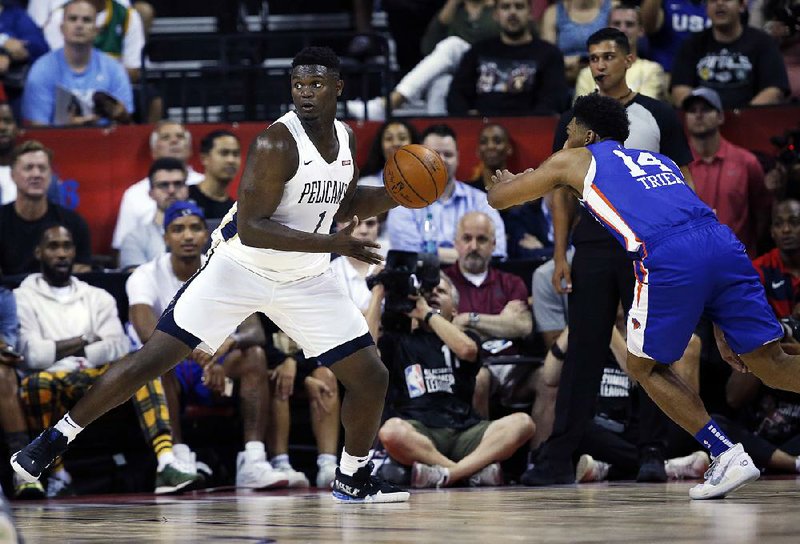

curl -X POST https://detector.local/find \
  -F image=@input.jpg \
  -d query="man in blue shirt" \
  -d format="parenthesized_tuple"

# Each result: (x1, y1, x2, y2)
(21, 0, 132, 127)
(386, 123, 507, 264)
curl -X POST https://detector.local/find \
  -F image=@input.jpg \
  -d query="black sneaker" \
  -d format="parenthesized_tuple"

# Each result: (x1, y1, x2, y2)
(637, 446, 668, 482)
(520, 459, 575, 486)
(332, 462, 410, 504)
(10, 428, 68, 483)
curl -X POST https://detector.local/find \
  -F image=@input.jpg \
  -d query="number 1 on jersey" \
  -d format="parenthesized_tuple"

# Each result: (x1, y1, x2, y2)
(313, 211, 327, 233)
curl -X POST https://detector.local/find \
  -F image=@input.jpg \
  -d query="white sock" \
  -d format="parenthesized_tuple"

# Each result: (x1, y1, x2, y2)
(54, 413, 83, 444)
(317, 453, 337, 468)
(245, 441, 265, 456)
(157, 451, 175, 471)
(271, 454, 291, 469)
(795, 456, 800, 473)
(339, 448, 370, 477)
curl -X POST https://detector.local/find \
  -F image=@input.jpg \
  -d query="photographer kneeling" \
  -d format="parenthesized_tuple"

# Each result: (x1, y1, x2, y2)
(368, 257, 535, 488)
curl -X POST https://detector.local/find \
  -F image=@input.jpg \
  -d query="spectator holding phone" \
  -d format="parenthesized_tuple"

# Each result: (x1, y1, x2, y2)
(21, 0, 132, 127)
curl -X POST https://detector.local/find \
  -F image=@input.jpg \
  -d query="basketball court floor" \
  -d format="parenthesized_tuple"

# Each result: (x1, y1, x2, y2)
(10, 476, 800, 543)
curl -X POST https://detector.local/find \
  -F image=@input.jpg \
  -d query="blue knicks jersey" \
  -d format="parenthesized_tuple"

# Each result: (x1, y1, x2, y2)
(580, 140, 715, 258)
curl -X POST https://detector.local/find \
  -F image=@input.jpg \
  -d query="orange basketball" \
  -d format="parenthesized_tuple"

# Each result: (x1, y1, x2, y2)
(383, 144, 448, 209)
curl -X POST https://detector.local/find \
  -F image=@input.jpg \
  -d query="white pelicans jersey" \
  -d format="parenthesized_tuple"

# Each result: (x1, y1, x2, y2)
(211, 111, 355, 280)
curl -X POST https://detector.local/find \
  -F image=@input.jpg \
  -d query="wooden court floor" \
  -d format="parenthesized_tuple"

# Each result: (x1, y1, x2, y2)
(11, 476, 800, 543)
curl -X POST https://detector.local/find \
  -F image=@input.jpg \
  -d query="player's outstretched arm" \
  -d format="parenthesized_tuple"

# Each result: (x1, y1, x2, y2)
(334, 125, 398, 222)
(486, 148, 590, 210)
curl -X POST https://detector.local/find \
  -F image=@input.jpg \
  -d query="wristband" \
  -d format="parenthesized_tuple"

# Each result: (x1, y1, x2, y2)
(423, 309, 441, 324)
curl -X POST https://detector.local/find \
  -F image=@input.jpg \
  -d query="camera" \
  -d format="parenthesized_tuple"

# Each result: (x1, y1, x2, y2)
(366, 250, 440, 332)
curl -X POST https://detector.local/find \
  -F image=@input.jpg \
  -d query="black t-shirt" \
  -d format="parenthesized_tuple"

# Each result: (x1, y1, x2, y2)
(447, 37, 568, 116)
(671, 27, 789, 109)
(595, 357, 632, 428)
(189, 185, 235, 220)
(379, 328, 483, 430)
(0, 202, 92, 276)
(553, 94, 693, 247)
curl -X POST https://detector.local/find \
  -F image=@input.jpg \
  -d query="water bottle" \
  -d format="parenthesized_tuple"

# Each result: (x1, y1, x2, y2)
(422, 211, 437, 254)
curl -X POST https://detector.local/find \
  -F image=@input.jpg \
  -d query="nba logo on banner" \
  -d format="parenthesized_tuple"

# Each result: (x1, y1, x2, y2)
(405, 364, 426, 398)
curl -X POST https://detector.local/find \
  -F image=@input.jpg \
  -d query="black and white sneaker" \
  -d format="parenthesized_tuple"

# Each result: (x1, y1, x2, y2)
(10, 428, 68, 483)
(332, 462, 410, 504)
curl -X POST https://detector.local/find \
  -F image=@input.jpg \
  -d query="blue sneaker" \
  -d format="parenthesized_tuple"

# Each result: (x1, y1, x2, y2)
(332, 461, 410, 504)
(10, 428, 68, 483)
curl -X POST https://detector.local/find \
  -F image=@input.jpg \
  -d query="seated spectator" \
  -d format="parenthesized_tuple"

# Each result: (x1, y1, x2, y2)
(447, 0, 567, 116)
(0, 285, 45, 499)
(670, 0, 789, 109)
(22, 0, 133, 127)
(0, 140, 91, 275)
(467, 122, 553, 258)
(358, 120, 419, 188)
(371, 273, 536, 488)
(265, 331, 341, 489)
(190, 130, 240, 220)
(752, 198, 800, 325)
(0, 102, 63, 206)
(640, 0, 709, 74)
(28, 0, 154, 34)
(331, 217, 382, 312)
(16, 223, 199, 496)
(575, 3, 666, 101)
(466, 123, 513, 192)
(684, 87, 771, 257)
(540, 0, 612, 85)
(444, 212, 533, 420)
(0, 1, 49, 116)
(386, 124, 507, 264)
(39, 0, 144, 82)
(112, 121, 204, 253)
(118, 158, 189, 270)
(126, 203, 288, 490)
(347, 0, 498, 119)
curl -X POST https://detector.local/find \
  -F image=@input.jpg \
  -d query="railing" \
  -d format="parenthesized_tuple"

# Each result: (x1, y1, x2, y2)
(140, 31, 394, 123)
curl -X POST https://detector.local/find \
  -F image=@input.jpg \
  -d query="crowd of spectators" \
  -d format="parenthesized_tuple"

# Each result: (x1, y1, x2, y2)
(0, 0, 798, 502)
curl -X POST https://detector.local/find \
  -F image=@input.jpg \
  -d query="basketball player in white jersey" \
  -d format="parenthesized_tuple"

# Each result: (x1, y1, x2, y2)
(11, 46, 410, 504)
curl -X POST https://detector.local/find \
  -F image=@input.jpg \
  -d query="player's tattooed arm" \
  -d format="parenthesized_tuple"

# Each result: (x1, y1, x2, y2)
(334, 124, 398, 222)
(237, 124, 375, 259)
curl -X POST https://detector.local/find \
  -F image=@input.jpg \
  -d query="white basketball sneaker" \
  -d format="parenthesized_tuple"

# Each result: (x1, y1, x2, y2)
(689, 444, 760, 500)
(274, 465, 310, 488)
(235, 450, 290, 490)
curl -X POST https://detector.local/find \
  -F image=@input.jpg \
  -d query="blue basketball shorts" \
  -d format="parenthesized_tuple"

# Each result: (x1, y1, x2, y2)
(627, 219, 783, 363)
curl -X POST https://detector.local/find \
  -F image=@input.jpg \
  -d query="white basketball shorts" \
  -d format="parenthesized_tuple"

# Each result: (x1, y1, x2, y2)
(157, 247, 372, 365)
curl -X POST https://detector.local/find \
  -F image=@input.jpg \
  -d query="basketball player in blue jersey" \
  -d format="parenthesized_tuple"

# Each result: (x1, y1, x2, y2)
(488, 93, 800, 500)
(10, 46, 410, 504)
